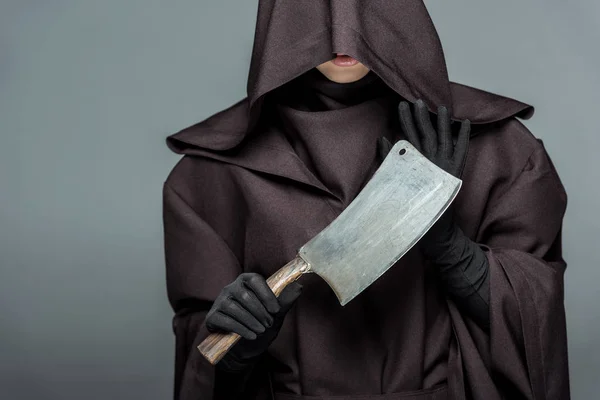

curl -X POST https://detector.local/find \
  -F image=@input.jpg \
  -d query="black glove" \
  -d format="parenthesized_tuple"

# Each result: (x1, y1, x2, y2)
(378, 99, 490, 330)
(205, 273, 303, 372)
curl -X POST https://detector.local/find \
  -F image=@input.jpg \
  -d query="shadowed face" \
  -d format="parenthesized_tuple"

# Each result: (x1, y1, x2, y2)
(316, 53, 370, 83)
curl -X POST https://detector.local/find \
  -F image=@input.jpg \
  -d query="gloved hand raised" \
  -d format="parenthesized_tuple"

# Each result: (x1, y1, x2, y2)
(377, 99, 490, 330)
(380, 99, 471, 264)
(205, 272, 303, 372)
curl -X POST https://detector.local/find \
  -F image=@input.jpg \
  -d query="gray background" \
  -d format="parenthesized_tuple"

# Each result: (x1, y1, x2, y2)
(0, 1, 597, 399)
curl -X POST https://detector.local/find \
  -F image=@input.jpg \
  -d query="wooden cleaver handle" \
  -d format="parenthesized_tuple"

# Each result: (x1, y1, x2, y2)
(197, 254, 310, 365)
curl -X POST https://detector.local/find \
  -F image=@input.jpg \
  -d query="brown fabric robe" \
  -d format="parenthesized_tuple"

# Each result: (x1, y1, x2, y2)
(162, 1, 569, 399)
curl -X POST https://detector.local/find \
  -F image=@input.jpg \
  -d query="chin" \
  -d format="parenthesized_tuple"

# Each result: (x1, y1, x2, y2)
(316, 61, 370, 83)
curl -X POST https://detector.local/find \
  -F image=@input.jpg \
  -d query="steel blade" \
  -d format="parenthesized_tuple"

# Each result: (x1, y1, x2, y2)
(298, 140, 461, 306)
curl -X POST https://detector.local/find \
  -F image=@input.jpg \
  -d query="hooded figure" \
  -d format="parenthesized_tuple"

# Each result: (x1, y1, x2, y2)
(163, 1, 569, 399)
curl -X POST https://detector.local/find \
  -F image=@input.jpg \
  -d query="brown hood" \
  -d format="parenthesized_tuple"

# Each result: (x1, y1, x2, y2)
(167, 0, 534, 153)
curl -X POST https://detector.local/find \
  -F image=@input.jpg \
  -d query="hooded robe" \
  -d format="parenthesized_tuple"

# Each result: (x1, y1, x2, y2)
(162, 1, 570, 399)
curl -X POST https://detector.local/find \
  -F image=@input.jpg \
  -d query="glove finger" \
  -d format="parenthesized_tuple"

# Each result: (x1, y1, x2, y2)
(437, 105, 452, 158)
(243, 273, 281, 314)
(205, 312, 258, 340)
(398, 101, 422, 151)
(275, 282, 303, 316)
(453, 119, 471, 176)
(233, 286, 274, 328)
(414, 100, 437, 154)
(220, 298, 267, 335)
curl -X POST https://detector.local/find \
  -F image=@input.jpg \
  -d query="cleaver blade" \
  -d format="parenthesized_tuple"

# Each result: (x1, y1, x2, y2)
(299, 139, 461, 306)
(198, 139, 462, 364)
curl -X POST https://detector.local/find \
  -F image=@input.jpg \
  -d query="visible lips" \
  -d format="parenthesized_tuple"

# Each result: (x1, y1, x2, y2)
(332, 53, 359, 67)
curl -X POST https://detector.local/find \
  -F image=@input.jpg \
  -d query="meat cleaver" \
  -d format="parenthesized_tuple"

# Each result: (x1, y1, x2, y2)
(198, 139, 462, 364)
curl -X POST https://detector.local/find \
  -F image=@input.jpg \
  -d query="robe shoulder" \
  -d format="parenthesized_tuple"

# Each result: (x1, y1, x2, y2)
(165, 154, 240, 208)
(473, 117, 568, 244)
(468, 116, 556, 183)
(164, 154, 247, 263)
(455, 115, 567, 241)
(475, 116, 544, 160)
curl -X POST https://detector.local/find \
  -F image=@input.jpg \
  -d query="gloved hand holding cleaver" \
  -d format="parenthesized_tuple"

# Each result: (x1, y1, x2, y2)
(198, 139, 462, 364)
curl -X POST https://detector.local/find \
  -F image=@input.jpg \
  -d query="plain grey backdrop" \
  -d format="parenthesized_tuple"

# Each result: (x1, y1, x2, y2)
(1, 1, 598, 399)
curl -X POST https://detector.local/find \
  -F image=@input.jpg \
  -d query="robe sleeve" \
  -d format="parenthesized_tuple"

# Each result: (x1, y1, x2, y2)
(163, 182, 270, 400)
(476, 141, 569, 399)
